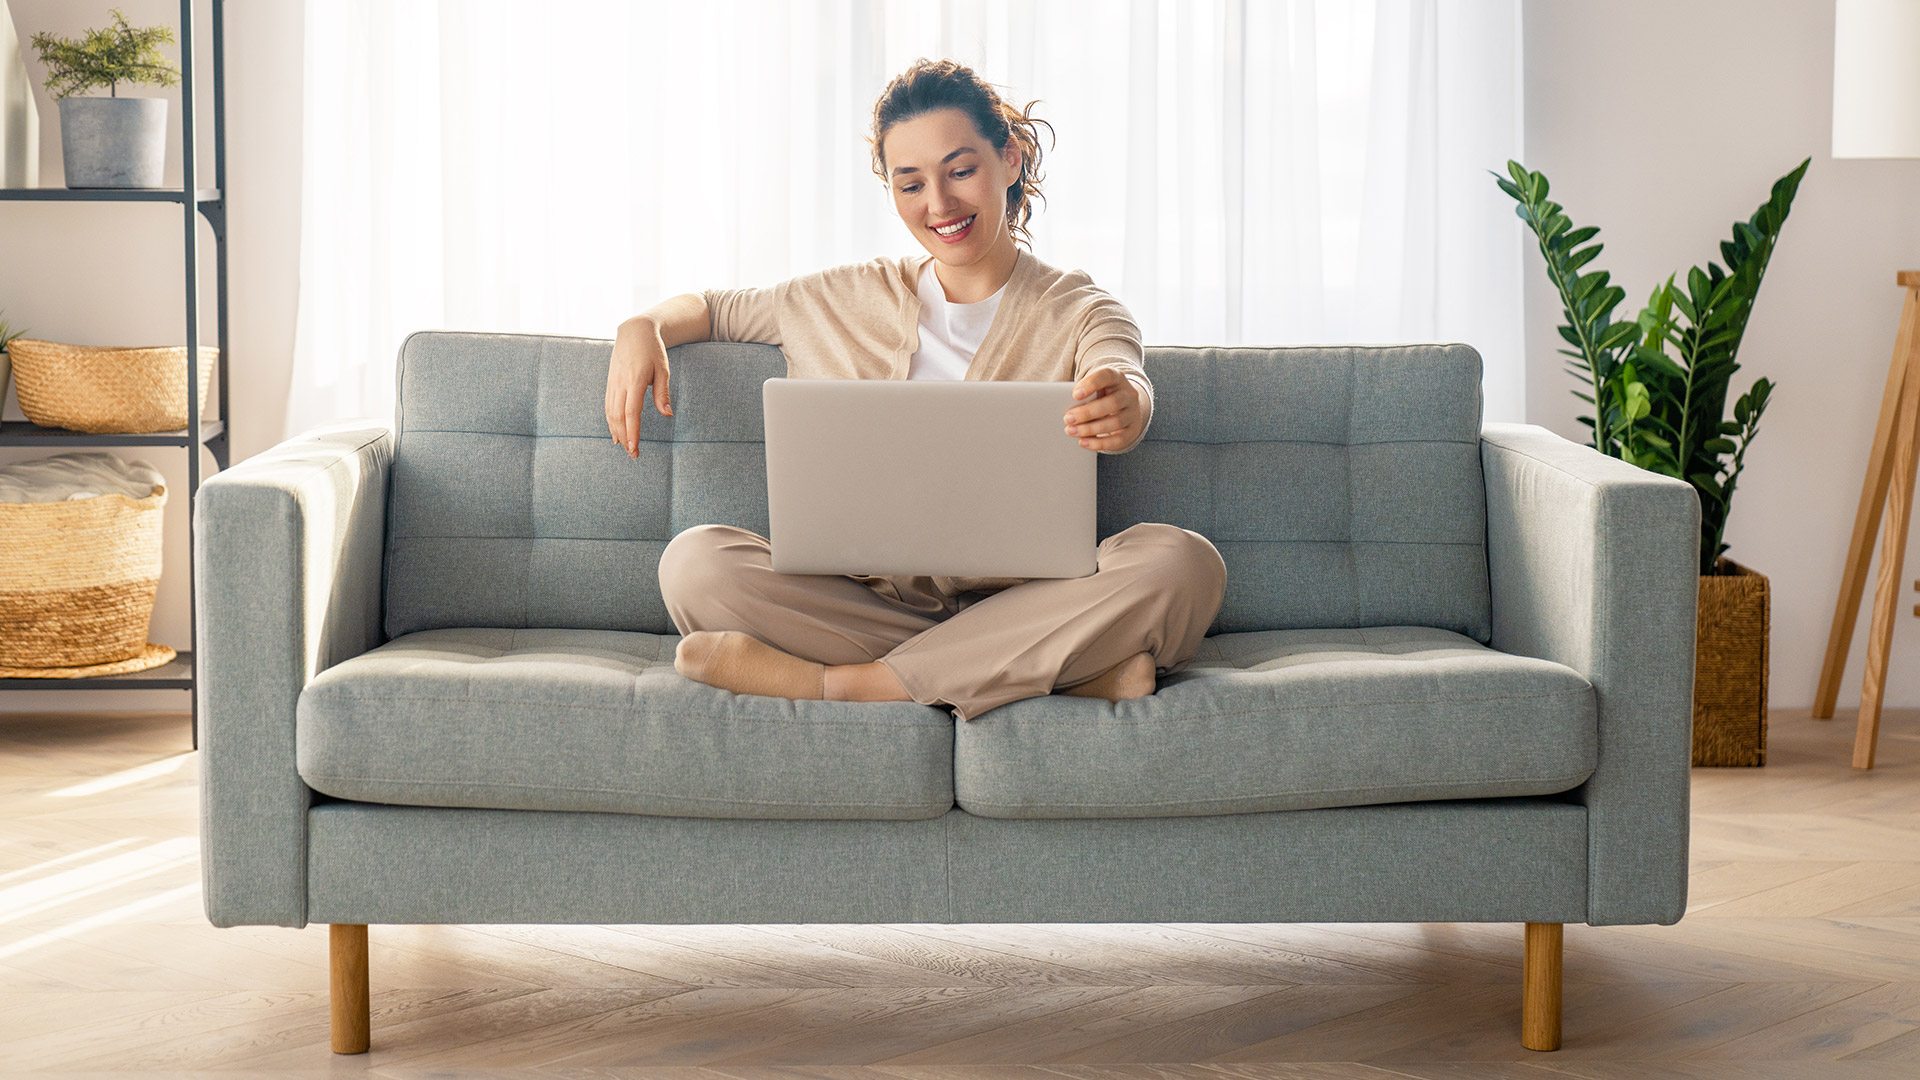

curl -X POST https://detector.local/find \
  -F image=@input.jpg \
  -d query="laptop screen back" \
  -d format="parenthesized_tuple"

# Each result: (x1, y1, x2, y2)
(762, 378, 1097, 578)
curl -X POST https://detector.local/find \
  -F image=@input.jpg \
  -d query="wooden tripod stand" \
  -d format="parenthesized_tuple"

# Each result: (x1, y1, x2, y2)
(1814, 270, 1920, 769)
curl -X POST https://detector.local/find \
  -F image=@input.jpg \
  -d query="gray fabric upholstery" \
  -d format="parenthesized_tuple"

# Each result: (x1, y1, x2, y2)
(945, 799, 1588, 924)
(307, 804, 951, 926)
(955, 627, 1594, 819)
(195, 422, 392, 928)
(306, 801, 1586, 926)
(296, 628, 955, 820)
(384, 334, 781, 638)
(384, 336, 1490, 642)
(1100, 345, 1490, 638)
(1482, 424, 1699, 926)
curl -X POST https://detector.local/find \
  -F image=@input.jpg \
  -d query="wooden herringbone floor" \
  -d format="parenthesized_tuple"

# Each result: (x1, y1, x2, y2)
(1, 707, 1916, 1078)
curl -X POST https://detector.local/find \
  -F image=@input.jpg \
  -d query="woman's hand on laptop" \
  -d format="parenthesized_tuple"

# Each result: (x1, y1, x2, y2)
(606, 317, 674, 458)
(1064, 366, 1142, 451)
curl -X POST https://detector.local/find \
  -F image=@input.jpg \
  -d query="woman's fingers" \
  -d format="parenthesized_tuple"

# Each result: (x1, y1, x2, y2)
(1073, 405, 1139, 449)
(1064, 370, 1138, 429)
(624, 388, 645, 457)
(1070, 364, 1123, 403)
(1077, 421, 1136, 450)
(609, 321, 673, 458)
(606, 382, 628, 449)
(1065, 397, 1133, 437)
(1063, 402, 1116, 433)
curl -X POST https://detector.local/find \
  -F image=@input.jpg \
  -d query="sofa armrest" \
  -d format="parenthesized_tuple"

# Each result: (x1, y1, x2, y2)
(1480, 423, 1699, 926)
(195, 422, 393, 928)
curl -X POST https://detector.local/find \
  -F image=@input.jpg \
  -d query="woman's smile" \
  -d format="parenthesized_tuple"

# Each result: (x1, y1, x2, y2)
(931, 214, 977, 243)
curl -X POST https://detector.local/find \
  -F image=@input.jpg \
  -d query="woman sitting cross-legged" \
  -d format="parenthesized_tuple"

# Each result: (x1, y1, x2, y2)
(604, 58, 1226, 723)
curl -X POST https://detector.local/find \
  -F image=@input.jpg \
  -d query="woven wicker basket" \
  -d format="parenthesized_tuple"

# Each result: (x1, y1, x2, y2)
(7, 338, 216, 434)
(1693, 557, 1770, 767)
(0, 483, 167, 668)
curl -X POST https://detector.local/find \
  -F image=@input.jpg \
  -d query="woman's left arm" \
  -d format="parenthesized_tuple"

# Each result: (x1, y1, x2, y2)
(1064, 297, 1153, 453)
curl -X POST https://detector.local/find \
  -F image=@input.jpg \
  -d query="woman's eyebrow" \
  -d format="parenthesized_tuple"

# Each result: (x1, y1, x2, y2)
(892, 147, 979, 177)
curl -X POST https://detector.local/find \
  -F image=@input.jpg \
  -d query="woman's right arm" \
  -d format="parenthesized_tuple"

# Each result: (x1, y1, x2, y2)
(607, 292, 710, 458)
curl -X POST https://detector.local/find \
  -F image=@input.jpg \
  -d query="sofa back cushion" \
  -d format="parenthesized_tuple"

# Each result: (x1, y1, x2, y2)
(384, 333, 1489, 641)
(1107, 345, 1489, 638)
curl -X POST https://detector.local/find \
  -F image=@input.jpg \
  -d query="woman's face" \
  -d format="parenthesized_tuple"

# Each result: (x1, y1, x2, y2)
(883, 107, 1022, 265)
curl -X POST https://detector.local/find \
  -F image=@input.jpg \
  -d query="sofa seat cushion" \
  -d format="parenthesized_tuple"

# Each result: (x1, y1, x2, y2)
(954, 626, 1595, 819)
(296, 628, 955, 820)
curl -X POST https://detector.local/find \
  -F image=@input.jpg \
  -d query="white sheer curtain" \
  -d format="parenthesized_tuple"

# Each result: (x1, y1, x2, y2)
(286, 0, 1523, 437)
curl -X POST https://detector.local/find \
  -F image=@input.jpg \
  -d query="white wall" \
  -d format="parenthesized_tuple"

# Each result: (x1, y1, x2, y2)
(1523, 0, 1920, 708)
(0, 0, 301, 713)
(8, 0, 1920, 715)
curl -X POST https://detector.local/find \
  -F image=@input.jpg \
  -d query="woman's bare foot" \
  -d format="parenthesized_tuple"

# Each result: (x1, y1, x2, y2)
(1060, 651, 1157, 702)
(675, 630, 824, 699)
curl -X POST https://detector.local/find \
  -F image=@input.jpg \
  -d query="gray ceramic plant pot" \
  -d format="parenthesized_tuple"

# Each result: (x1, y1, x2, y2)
(58, 97, 166, 188)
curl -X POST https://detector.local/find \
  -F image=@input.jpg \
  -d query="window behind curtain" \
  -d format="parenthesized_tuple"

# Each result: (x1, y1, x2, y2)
(288, 0, 1523, 437)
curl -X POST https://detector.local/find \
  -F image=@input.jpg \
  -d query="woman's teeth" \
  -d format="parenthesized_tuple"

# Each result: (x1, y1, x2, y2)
(934, 215, 975, 238)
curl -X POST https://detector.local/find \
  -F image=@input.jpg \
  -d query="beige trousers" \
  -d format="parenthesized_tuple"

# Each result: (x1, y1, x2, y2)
(658, 522, 1227, 721)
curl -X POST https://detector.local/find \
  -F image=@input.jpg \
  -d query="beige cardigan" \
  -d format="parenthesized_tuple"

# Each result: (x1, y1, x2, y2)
(701, 245, 1153, 603)
(702, 245, 1154, 449)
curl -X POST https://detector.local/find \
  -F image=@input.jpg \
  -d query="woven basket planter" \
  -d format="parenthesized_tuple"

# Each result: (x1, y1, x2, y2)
(1693, 557, 1770, 767)
(0, 483, 167, 669)
(7, 338, 216, 434)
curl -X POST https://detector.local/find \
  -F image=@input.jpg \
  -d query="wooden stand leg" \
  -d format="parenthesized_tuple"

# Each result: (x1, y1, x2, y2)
(1858, 288, 1920, 770)
(1522, 922, 1562, 1052)
(1814, 283, 1920, 718)
(330, 924, 369, 1055)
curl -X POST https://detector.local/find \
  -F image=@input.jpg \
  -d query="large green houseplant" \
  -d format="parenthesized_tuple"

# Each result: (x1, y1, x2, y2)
(1495, 158, 1809, 767)
(1495, 158, 1808, 577)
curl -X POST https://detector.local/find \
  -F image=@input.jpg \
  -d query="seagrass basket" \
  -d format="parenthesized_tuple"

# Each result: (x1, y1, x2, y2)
(1693, 557, 1770, 766)
(7, 338, 216, 434)
(0, 482, 171, 671)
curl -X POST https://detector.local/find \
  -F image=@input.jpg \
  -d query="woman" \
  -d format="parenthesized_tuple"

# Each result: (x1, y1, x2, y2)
(605, 59, 1225, 722)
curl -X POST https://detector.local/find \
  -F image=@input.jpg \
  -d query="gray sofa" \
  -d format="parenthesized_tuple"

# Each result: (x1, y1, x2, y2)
(195, 332, 1699, 1055)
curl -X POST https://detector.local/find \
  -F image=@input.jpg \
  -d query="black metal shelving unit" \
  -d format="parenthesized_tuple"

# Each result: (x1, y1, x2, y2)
(0, 0, 228, 746)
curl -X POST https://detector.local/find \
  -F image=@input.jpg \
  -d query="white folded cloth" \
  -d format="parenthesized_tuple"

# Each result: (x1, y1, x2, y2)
(0, 452, 164, 504)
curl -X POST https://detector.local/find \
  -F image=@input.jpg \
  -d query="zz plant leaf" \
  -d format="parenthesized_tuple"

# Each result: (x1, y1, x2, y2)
(1495, 157, 1809, 576)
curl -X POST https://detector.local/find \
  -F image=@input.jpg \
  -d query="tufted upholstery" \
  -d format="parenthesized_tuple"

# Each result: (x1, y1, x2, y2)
(383, 333, 1490, 642)
(1099, 345, 1489, 638)
(954, 626, 1593, 819)
(296, 628, 955, 820)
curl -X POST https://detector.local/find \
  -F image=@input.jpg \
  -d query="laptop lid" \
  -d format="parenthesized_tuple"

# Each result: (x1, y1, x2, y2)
(763, 378, 1097, 578)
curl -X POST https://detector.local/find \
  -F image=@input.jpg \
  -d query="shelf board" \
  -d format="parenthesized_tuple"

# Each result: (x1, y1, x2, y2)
(0, 187, 220, 204)
(0, 419, 225, 447)
(0, 650, 193, 690)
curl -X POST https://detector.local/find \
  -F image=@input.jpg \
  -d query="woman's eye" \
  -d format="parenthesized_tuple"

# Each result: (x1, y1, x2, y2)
(955, 169, 974, 178)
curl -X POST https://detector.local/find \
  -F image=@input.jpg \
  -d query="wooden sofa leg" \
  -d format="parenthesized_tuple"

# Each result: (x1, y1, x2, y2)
(330, 924, 370, 1054)
(1522, 921, 1563, 1051)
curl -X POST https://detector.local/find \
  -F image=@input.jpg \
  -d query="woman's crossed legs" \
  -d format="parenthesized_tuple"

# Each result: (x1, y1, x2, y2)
(658, 522, 1226, 722)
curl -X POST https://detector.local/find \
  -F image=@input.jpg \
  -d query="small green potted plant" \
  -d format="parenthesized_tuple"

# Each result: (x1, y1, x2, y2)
(30, 8, 179, 188)
(0, 310, 26, 409)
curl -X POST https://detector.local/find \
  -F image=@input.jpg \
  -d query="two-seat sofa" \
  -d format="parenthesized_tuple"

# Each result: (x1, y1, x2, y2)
(195, 332, 1699, 1055)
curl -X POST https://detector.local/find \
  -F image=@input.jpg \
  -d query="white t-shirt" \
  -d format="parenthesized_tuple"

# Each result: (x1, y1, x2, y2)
(909, 258, 1005, 380)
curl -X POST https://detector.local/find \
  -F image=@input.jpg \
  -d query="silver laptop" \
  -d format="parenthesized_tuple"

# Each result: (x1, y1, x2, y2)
(763, 378, 1097, 578)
